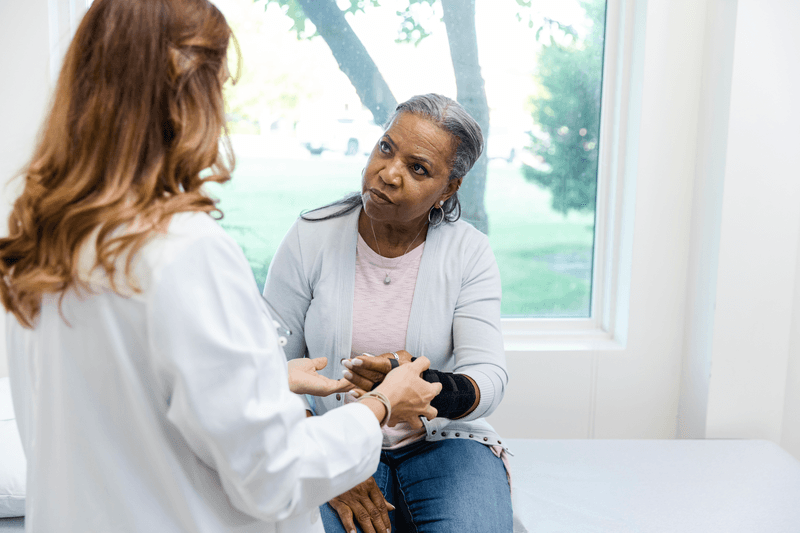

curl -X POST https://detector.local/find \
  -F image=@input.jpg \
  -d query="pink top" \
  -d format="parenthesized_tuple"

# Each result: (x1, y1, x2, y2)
(347, 232, 427, 449)
(347, 233, 513, 488)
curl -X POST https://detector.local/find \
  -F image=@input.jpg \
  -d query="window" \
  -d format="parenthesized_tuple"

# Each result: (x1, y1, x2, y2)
(210, 0, 607, 320)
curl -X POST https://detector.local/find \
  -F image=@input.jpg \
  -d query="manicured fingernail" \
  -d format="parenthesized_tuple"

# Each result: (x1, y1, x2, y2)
(342, 360, 352, 368)
(342, 370, 353, 379)
(351, 358, 363, 366)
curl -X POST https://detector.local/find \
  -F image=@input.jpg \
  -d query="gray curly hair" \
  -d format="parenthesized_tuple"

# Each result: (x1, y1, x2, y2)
(301, 94, 483, 224)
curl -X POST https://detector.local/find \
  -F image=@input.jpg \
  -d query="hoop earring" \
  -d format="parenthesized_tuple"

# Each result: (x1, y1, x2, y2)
(428, 204, 445, 227)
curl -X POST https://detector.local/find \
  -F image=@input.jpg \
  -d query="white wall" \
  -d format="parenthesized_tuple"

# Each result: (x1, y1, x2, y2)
(672, 0, 800, 460)
(0, 0, 52, 379)
(781, 228, 800, 458)
(700, 0, 800, 452)
(676, 0, 738, 439)
(704, 0, 800, 441)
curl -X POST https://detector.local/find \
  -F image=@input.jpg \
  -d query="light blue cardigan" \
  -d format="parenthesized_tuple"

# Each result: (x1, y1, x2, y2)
(263, 206, 509, 448)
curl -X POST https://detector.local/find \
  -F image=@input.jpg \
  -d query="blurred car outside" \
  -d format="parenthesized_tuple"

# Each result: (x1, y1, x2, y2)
(296, 108, 384, 157)
(485, 114, 538, 164)
(486, 118, 551, 171)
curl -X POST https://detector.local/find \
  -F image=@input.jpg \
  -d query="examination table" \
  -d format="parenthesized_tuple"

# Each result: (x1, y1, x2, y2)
(2, 437, 800, 532)
(505, 438, 800, 532)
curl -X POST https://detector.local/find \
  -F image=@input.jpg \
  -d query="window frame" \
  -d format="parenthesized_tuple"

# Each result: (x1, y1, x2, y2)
(501, 0, 642, 353)
(54, 0, 641, 353)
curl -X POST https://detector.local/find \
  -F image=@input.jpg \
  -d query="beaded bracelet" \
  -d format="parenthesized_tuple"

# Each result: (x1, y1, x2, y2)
(358, 391, 392, 427)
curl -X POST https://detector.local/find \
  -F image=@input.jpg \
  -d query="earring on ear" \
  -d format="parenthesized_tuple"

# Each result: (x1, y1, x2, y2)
(428, 199, 446, 227)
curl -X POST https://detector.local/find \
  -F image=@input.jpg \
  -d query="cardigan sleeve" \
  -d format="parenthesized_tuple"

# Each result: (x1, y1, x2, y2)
(263, 220, 317, 414)
(451, 232, 508, 422)
(263, 220, 312, 363)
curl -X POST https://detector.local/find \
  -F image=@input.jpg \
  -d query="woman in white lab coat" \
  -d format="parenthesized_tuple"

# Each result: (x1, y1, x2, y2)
(0, 1, 440, 532)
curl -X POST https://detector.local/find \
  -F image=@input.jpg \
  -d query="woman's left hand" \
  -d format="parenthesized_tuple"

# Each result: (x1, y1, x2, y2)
(287, 357, 354, 396)
(342, 350, 413, 391)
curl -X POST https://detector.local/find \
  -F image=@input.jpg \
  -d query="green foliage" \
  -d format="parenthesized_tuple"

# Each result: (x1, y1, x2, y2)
(534, 18, 578, 43)
(524, 0, 606, 215)
(256, 0, 436, 44)
(256, 0, 440, 46)
(225, 3, 323, 129)
(255, 0, 313, 38)
(395, 0, 438, 46)
(340, 0, 383, 15)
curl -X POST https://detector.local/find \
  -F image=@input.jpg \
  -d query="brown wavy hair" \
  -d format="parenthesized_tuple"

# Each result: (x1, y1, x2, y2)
(0, 0, 238, 328)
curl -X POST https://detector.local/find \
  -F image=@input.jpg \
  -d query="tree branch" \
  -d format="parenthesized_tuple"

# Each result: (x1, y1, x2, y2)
(441, 0, 490, 233)
(295, 0, 397, 124)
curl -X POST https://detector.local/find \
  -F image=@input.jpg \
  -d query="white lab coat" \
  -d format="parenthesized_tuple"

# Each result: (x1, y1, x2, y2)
(5, 212, 382, 532)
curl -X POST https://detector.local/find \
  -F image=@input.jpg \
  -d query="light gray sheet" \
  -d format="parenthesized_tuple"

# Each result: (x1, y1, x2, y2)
(5, 439, 799, 532)
(506, 438, 800, 533)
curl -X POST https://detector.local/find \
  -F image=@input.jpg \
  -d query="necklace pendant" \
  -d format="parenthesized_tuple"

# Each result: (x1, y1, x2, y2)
(384, 275, 391, 285)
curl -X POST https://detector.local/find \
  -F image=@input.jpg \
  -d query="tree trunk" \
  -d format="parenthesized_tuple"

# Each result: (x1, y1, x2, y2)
(295, 0, 397, 125)
(441, 0, 490, 234)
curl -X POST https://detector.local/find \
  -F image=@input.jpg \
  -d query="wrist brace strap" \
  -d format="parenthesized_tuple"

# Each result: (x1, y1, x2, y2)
(420, 368, 476, 420)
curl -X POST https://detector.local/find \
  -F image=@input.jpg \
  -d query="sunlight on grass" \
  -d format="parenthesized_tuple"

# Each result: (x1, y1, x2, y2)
(208, 139, 595, 316)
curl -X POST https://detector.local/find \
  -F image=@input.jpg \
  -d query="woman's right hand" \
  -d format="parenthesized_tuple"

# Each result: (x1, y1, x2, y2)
(373, 356, 441, 428)
(342, 350, 413, 392)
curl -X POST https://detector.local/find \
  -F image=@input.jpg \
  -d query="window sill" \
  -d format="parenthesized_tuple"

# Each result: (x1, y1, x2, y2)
(502, 323, 626, 353)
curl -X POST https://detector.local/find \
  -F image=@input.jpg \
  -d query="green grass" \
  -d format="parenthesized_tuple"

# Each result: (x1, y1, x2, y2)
(497, 247, 591, 316)
(208, 149, 595, 317)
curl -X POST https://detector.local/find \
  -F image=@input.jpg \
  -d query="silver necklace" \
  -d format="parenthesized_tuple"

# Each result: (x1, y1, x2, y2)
(369, 218, 425, 285)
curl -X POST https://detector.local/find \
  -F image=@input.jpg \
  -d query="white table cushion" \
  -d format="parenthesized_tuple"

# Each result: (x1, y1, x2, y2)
(506, 438, 800, 533)
(0, 379, 25, 518)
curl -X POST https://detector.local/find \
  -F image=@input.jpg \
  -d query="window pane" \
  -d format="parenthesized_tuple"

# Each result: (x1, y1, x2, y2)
(209, 0, 606, 318)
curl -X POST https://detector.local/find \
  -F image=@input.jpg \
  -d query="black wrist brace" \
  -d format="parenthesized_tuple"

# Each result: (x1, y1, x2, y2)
(421, 369, 477, 420)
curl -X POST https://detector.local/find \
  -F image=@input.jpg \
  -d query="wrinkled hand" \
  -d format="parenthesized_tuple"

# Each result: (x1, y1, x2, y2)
(329, 477, 395, 533)
(342, 350, 414, 392)
(287, 357, 354, 396)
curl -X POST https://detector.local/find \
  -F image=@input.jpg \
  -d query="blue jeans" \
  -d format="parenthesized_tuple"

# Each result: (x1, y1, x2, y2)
(320, 438, 512, 533)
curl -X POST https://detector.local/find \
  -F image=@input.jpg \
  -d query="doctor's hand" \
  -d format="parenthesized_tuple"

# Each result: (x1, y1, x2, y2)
(287, 357, 354, 397)
(329, 476, 394, 533)
(373, 356, 441, 428)
(342, 350, 413, 392)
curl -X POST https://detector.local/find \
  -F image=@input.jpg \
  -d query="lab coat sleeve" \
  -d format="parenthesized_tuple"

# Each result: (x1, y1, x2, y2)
(146, 231, 382, 523)
(452, 232, 508, 422)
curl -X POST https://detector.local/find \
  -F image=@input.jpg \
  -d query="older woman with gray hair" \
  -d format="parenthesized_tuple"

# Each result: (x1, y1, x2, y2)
(264, 94, 512, 532)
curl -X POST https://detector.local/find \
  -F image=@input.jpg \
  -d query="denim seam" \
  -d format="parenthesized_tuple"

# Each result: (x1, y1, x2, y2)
(380, 471, 389, 498)
(394, 469, 420, 533)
